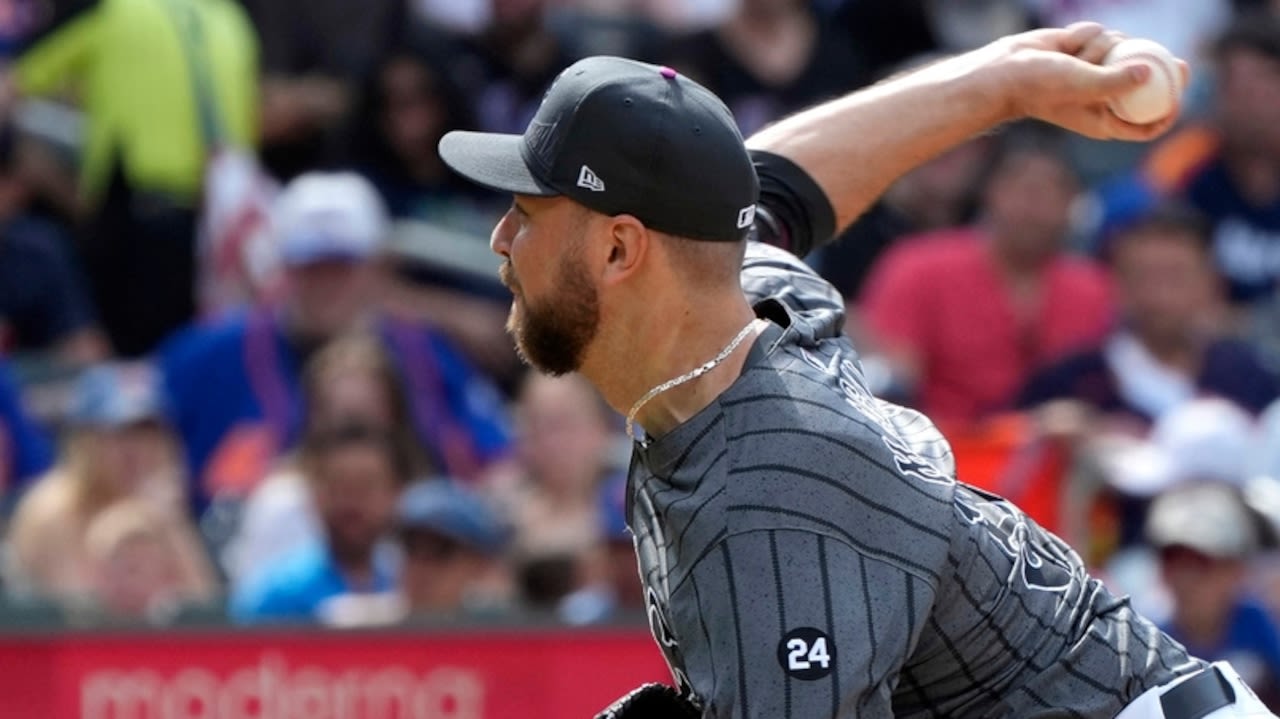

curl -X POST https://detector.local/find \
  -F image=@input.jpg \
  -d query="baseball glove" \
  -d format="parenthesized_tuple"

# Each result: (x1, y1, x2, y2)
(593, 683, 700, 719)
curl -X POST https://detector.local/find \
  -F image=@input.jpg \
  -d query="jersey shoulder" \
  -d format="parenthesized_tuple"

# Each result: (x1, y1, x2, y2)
(718, 336, 957, 580)
(742, 243, 846, 333)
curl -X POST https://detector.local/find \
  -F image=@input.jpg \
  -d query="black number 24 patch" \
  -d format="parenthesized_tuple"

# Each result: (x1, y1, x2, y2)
(777, 627, 837, 680)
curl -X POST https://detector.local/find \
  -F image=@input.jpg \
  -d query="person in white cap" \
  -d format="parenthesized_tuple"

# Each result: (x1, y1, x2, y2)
(157, 172, 514, 530)
(1148, 482, 1280, 709)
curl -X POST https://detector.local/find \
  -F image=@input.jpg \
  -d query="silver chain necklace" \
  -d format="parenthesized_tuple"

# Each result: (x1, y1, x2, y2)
(625, 318, 763, 444)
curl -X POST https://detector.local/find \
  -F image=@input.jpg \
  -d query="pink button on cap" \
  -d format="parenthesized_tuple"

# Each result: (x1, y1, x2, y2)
(659, 66, 677, 79)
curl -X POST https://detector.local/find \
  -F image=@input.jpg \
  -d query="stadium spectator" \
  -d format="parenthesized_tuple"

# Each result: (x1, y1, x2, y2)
(4, 362, 214, 606)
(555, 470, 645, 625)
(222, 332, 427, 587)
(83, 498, 217, 622)
(0, 0, 44, 60)
(341, 32, 523, 389)
(410, 0, 494, 35)
(1019, 203, 1278, 424)
(858, 123, 1113, 429)
(346, 34, 500, 230)
(1084, 397, 1260, 564)
(489, 373, 623, 613)
(413, 0, 733, 37)
(230, 422, 412, 624)
(395, 479, 512, 617)
(1251, 392, 1280, 484)
(158, 172, 513, 520)
(0, 122, 106, 365)
(664, 0, 868, 137)
(1147, 481, 1280, 707)
(460, 0, 578, 136)
(0, 355, 53, 501)
(828, 0, 938, 81)
(9, 0, 258, 356)
(241, 0, 407, 180)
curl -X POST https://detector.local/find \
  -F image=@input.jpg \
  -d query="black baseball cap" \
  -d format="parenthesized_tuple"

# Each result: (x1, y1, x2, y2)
(438, 56, 759, 241)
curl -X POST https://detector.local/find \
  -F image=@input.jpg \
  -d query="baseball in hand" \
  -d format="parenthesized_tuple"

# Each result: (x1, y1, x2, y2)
(1102, 38, 1184, 125)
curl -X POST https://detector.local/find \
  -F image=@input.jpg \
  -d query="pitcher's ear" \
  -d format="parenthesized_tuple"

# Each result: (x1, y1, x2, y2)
(600, 214, 649, 287)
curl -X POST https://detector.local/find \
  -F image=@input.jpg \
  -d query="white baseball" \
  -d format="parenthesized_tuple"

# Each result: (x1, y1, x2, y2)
(1102, 38, 1183, 125)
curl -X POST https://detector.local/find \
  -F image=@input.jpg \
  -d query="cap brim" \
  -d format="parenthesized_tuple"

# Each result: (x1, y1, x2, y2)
(399, 518, 505, 556)
(438, 131, 558, 197)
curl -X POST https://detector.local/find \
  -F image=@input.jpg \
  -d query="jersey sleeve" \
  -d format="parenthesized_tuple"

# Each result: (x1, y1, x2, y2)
(749, 150, 836, 260)
(680, 529, 933, 719)
(740, 242, 847, 319)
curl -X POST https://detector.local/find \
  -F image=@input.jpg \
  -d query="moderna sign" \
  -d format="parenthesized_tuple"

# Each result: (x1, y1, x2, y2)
(0, 627, 669, 719)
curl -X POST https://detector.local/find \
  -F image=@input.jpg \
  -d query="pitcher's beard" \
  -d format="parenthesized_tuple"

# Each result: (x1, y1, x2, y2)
(503, 256, 600, 376)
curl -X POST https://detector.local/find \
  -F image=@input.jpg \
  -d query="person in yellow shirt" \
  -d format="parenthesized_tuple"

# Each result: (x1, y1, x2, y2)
(13, 0, 258, 356)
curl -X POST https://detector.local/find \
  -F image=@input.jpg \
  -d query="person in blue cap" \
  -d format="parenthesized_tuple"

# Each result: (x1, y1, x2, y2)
(395, 478, 513, 617)
(5, 361, 215, 607)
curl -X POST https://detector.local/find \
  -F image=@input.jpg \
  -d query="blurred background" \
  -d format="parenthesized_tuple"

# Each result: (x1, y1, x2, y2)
(3, 0, 1280, 716)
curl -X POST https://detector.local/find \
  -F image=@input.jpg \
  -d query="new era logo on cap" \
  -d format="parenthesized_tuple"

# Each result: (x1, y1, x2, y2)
(737, 205, 757, 229)
(577, 165, 606, 192)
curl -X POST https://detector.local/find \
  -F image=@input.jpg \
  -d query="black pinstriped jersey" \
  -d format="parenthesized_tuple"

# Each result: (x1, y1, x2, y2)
(623, 154, 1205, 718)
(738, 241, 957, 481)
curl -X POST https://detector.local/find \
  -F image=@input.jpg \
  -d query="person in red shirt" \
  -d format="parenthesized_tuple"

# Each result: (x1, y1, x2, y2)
(859, 122, 1114, 429)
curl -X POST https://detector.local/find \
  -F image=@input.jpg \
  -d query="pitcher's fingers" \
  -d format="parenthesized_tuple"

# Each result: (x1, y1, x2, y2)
(1103, 101, 1181, 142)
(1079, 29, 1130, 65)
(1063, 60, 1150, 102)
(1058, 22, 1106, 55)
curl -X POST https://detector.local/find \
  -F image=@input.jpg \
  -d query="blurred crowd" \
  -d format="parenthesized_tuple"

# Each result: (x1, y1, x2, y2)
(1, 0, 1280, 708)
